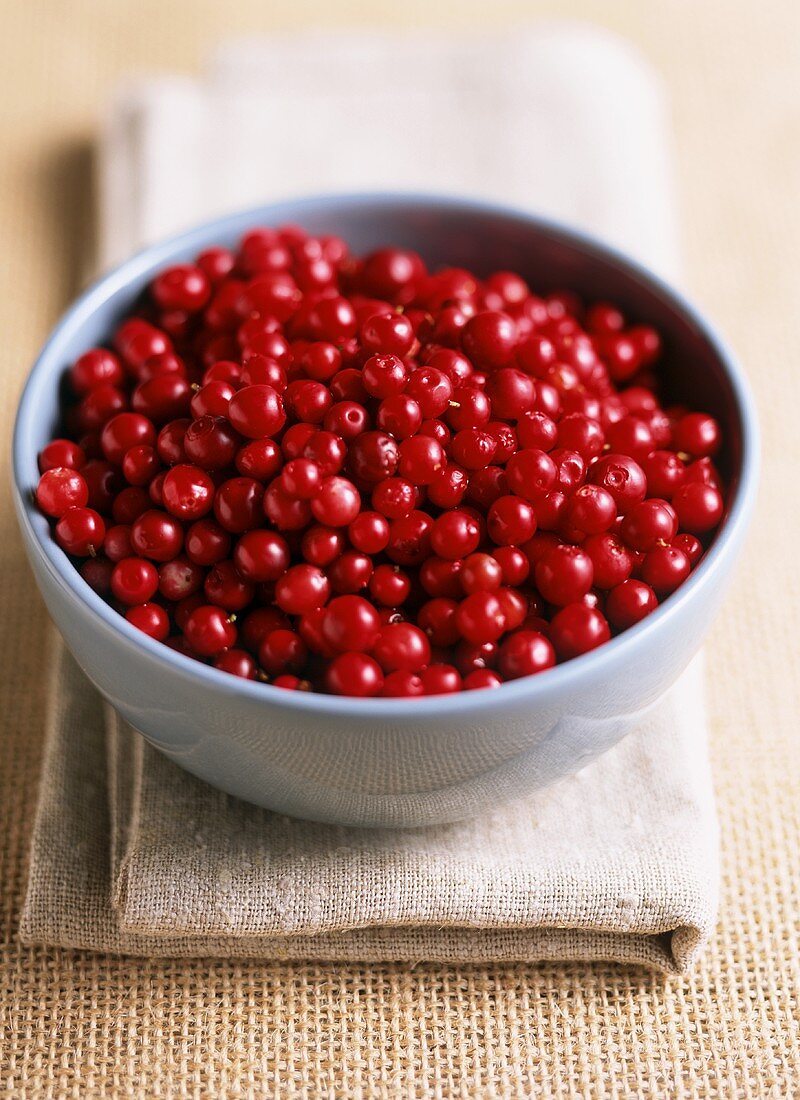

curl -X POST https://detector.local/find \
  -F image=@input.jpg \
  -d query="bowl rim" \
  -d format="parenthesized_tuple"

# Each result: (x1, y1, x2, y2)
(12, 190, 760, 718)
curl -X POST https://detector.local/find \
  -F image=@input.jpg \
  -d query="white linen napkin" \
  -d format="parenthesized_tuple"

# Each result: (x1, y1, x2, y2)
(20, 25, 718, 973)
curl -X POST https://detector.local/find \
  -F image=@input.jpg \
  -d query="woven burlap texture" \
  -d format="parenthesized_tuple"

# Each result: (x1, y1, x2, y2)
(19, 642, 715, 971)
(2, 2, 799, 1096)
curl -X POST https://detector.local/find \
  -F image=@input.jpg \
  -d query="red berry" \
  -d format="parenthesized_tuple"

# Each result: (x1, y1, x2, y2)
(161, 464, 215, 520)
(111, 557, 159, 605)
(275, 564, 330, 615)
(36, 468, 88, 517)
(672, 482, 724, 533)
(549, 603, 610, 659)
(498, 631, 556, 679)
(535, 545, 593, 606)
(54, 507, 105, 556)
(184, 605, 237, 656)
(126, 602, 170, 641)
(606, 579, 658, 628)
(325, 652, 384, 696)
(321, 595, 381, 653)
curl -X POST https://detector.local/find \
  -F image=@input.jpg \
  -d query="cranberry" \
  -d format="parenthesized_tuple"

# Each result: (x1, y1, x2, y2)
(462, 310, 516, 368)
(456, 592, 506, 645)
(349, 511, 390, 554)
(430, 510, 480, 560)
(70, 348, 125, 394)
(36, 468, 88, 517)
(233, 529, 290, 582)
(672, 482, 724, 533)
(373, 622, 430, 672)
(184, 605, 237, 656)
(382, 671, 425, 697)
(498, 631, 556, 679)
(259, 629, 307, 675)
(55, 507, 105, 556)
(184, 416, 239, 470)
(641, 545, 691, 595)
(320, 595, 381, 653)
(606, 579, 658, 628)
(111, 557, 159, 605)
(421, 664, 462, 695)
(275, 564, 329, 615)
(588, 454, 647, 513)
(325, 652, 384, 696)
(214, 477, 264, 533)
(487, 496, 536, 546)
(160, 464, 214, 520)
(215, 649, 257, 679)
(535, 545, 593, 606)
(549, 603, 610, 659)
(673, 412, 720, 457)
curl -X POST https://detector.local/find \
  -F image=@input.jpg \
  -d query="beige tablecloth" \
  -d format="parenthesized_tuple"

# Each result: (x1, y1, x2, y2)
(2, 1, 799, 1096)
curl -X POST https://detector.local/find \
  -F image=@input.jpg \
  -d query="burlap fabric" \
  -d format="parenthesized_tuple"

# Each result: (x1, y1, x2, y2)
(2, 2, 799, 1095)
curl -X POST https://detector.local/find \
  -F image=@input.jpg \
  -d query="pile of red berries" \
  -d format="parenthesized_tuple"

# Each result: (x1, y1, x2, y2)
(34, 227, 726, 696)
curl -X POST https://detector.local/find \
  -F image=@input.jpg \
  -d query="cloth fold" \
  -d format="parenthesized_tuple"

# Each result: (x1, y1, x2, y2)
(21, 641, 717, 971)
(21, 26, 718, 973)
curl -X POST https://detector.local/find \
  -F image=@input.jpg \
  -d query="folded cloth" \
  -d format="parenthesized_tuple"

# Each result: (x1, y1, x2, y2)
(20, 26, 717, 973)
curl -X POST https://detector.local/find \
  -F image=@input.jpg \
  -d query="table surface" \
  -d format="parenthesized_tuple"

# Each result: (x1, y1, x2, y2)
(2, 1, 798, 1095)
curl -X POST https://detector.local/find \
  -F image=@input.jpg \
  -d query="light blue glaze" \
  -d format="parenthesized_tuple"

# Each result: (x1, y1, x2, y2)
(12, 195, 759, 826)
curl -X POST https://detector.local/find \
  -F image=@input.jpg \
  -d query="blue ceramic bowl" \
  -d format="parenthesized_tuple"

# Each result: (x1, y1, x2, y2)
(13, 194, 758, 827)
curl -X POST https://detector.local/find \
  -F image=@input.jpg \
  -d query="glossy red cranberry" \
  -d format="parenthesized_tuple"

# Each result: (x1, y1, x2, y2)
(641, 545, 691, 595)
(184, 416, 239, 470)
(347, 431, 399, 485)
(36, 468, 88, 517)
(588, 454, 647, 513)
(131, 509, 183, 562)
(214, 477, 264, 533)
(325, 652, 384, 696)
(430, 510, 480, 561)
(263, 480, 312, 531)
(328, 550, 373, 593)
(184, 605, 237, 656)
(620, 498, 678, 551)
(111, 557, 159, 605)
(122, 444, 161, 487)
(672, 482, 724, 533)
(39, 439, 87, 473)
(673, 532, 703, 566)
(152, 264, 210, 312)
(185, 518, 230, 566)
(462, 310, 516, 368)
(673, 412, 720, 457)
(487, 496, 536, 546)
(445, 386, 491, 431)
(583, 533, 633, 590)
(233, 529, 290, 582)
(227, 384, 286, 439)
(159, 464, 214, 520)
(125, 602, 169, 641)
(455, 591, 506, 645)
(275, 564, 330, 615)
(493, 546, 529, 586)
(381, 670, 425, 697)
(259, 629, 308, 675)
(300, 524, 344, 567)
(368, 563, 411, 607)
(70, 348, 125, 394)
(348, 510, 390, 554)
(606, 579, 658, 628)
(642, 450, 685, 499)
(498, 631, 556, 679)
(236, 438, 283, 481)
(101, 413, 156, 465)
(535, 545, 593, 606)
(549, 603, 610, 659)
(77, 384, 127, 432)
(55, 507, 105, 556)
(320, 595, 381, 653)
(427, 464, 469, 509)
(420, 664, 461, 695)
(214, 649, 257, 679)
(463, 668, 503, 690)
(158, 556, 204, 601)
(373, 622, 431, 672)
